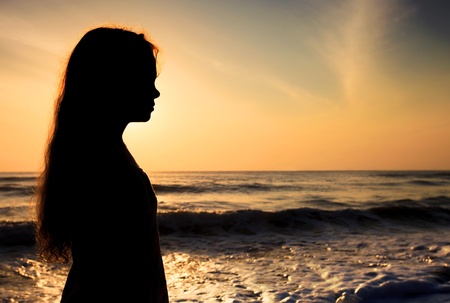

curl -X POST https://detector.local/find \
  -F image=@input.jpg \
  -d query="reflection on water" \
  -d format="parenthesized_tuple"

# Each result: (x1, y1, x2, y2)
(0, 247, 69, 303)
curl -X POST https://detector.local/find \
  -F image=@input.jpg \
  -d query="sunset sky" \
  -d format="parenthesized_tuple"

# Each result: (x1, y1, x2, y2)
(1, 0, 449, 172)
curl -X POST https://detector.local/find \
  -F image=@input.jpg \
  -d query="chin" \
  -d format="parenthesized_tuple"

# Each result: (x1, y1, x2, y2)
(128, 108, 153, 122)
(143, 112, 152, 122)
(140, 114, 151, 122)
(130, 113, 151, 123)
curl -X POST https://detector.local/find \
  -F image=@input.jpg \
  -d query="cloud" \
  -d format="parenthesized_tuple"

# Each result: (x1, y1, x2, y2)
(0, 37, 59, 80)
(258, 74, 332, 106)
(309, 0, 409, 103)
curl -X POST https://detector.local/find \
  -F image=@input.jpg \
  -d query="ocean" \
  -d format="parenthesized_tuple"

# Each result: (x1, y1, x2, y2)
(1, 170, 450, 303)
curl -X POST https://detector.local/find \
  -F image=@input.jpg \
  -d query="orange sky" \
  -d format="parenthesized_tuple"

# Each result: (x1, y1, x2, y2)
(1, 0, 450, 172)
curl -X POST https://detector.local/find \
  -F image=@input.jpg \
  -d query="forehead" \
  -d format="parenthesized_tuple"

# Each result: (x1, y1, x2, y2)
(126, 47, 157, 73)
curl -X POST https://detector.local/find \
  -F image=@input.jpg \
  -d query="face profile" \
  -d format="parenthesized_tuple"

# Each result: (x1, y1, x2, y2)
(118, 53, 161, 123)
(60, 27, 161, 128)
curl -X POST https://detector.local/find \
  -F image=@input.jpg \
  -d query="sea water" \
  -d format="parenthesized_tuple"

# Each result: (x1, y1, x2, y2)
(1, 171, 450, 303)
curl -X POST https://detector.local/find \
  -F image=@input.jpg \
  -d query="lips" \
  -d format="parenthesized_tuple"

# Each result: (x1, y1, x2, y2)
(144, 101, 155, 112)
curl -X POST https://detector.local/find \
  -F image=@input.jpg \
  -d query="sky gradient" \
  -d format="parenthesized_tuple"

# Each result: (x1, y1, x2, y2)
(1, 0, 449, 171)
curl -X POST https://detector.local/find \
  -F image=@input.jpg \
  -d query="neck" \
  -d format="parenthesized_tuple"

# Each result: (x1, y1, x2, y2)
(88, 118, 129, 144)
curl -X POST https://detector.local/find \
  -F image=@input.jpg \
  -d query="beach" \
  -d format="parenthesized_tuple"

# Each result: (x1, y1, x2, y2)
(1, 171, 450, 302)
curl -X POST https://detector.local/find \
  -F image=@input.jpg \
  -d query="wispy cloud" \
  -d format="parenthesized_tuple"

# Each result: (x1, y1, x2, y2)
(310, 0, 408, 103)
(258, 74, 332, 106)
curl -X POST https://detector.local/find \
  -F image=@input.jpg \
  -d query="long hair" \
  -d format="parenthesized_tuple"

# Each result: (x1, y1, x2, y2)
(35, 26, 159, 263)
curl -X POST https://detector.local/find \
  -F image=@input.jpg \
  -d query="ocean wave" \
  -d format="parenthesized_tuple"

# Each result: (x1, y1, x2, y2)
(408, 180, 448, 186)
(0, 221, 35, 246)
(152, 182, 299, 194)
(157, 203, 450, 236)
(0, 176, 36, 183)
(2, 197, 449, 246)
(375, 171, 450, 180)
(0, 185, 35, 196)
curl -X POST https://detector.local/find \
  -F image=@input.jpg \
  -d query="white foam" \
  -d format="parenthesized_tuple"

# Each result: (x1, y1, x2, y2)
(160, 229, 450, 303)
